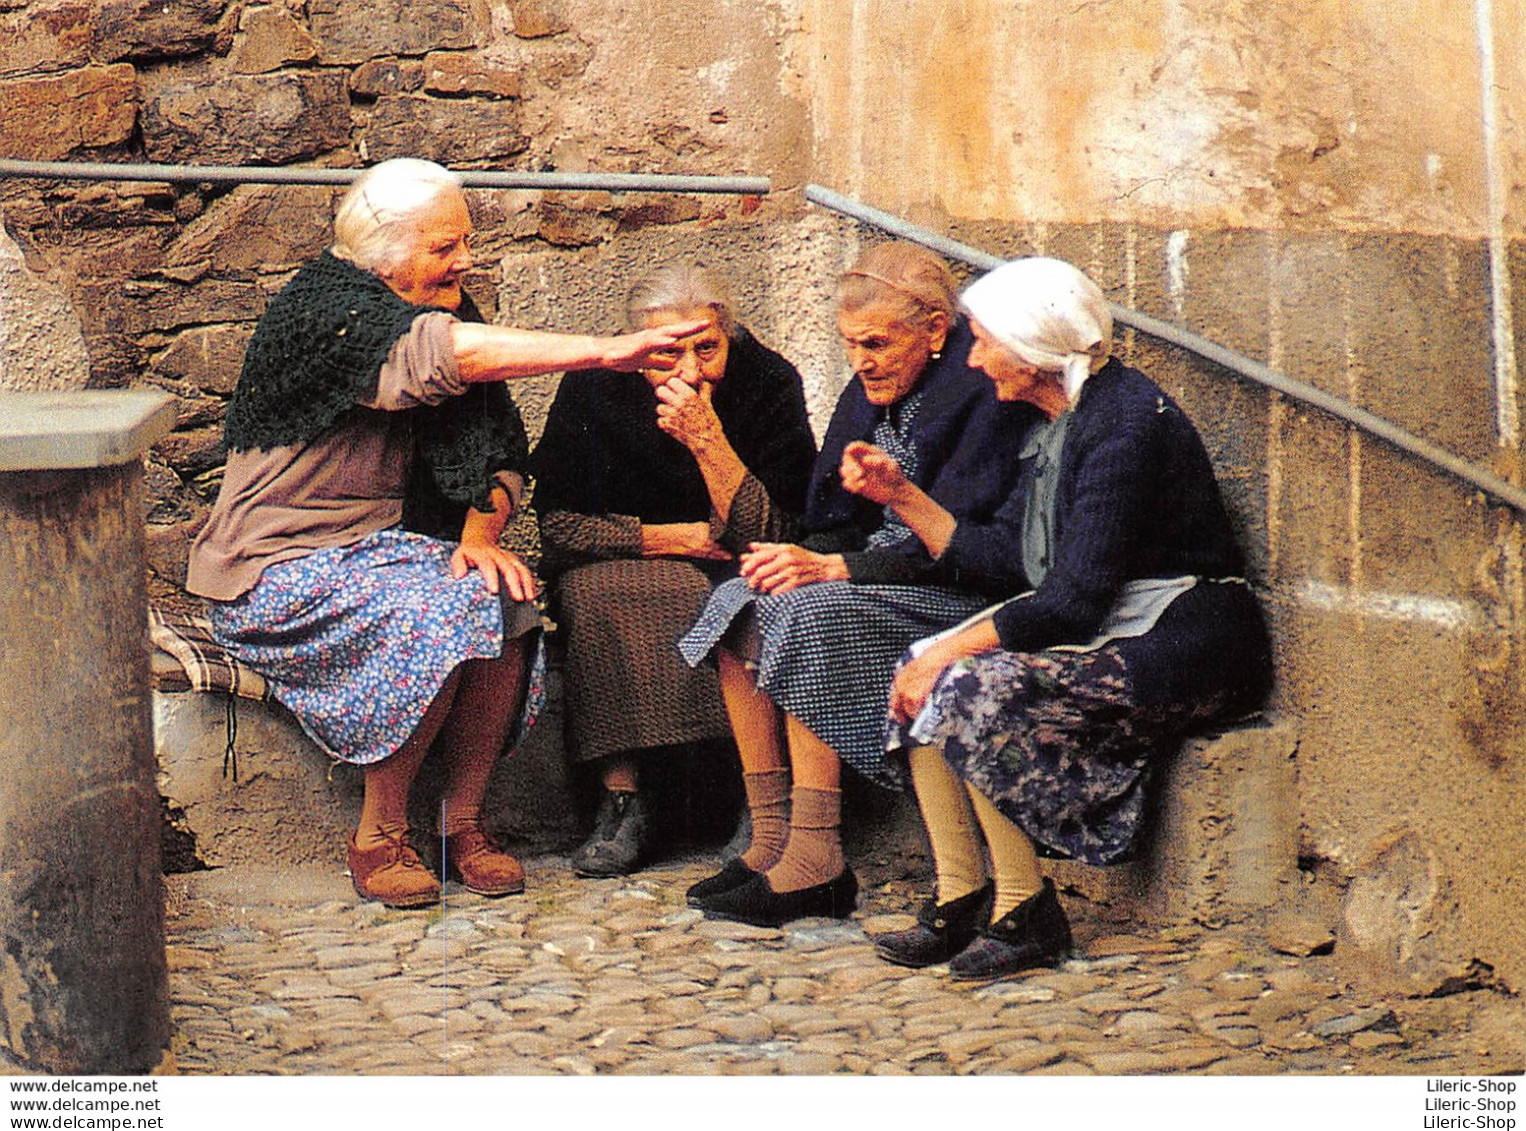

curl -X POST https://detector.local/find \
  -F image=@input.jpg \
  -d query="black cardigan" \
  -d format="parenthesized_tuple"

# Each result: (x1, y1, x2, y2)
(942, 359, 1271, 709)
(803, 318, 1042, 591)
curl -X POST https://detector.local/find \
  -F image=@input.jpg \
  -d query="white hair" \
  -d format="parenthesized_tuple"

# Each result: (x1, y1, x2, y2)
(625, 265, 739, 339)
(331, 158, 463, 275)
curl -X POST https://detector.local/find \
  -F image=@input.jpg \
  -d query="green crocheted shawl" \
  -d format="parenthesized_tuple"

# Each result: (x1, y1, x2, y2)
(224, 251, 529, 537)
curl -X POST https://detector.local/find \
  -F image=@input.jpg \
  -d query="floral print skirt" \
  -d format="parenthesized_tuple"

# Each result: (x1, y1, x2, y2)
(209, 527, 544, 766)
(887, 646, 1231, 865)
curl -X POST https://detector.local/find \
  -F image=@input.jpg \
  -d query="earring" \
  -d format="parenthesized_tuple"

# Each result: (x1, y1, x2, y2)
(930, 350, 942, 361)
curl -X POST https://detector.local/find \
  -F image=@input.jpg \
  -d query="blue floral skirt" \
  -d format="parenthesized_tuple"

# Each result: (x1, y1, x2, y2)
(209, 527, 544, 766)
(886, 646, 1230, 865)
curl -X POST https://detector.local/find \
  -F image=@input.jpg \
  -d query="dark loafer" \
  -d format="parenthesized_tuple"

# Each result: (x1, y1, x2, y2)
(571, 789, 650, 878)
(872, 882, 994, 968)
(949, 878, 1072, 982)
(686, 858, 759, 907)
(701, 868, 858, 928)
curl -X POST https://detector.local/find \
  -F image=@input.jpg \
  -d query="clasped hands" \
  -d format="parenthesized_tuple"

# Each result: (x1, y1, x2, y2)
(737, 439, 911, 597)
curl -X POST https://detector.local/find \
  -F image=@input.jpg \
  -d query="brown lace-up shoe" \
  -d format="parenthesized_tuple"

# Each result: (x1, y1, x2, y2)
(348, 830, 441, 909)
(445, 824, 526, 896)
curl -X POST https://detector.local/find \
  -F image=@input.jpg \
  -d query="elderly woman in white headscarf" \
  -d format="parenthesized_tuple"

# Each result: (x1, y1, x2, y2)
(842, 256, 1272, 981)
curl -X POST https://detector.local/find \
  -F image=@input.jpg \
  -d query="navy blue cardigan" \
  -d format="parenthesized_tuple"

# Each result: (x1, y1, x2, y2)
(941, 359, 1271, 710)
(802, 318, 1041, 591)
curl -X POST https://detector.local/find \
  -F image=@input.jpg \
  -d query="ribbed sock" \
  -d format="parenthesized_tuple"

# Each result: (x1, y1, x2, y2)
(907, 745, 987, 904)
(765, 786, 845, 894)
(442, 804, 481, 838)
(966, 785, 1043, 919)
(738, 769, 791, 873)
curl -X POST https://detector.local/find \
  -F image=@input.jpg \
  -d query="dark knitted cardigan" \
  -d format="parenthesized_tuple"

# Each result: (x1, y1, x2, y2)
(940, 359, 1272, 710)
(225, 251, 529, 539)
(802, 317, 1042, 593)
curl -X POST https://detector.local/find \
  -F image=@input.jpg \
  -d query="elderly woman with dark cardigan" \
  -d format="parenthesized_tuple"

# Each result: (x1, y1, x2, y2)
(186, 158, 702, 910)
(858, 257, 1273, 981)
(529, 267, 816, 877)
(678, 242, 1041, 927)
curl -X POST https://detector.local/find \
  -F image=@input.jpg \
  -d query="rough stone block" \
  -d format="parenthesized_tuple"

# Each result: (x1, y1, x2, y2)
(0, 0, 92, 77)
(361, 95, 527, 164)
(309, 0, 479, 65)
(349, 57, 425, 97)
(2, 442, 172, 1073)
(164, 183, 333, 275)
(227, 3, 318, 73)
(507, 0, 567, 39)
(0, 64, 137, 160)
(1047, 718, 1301, 926)
(150, 323, 253, 395)
(423, 51, 523, 99)
(91, 0, 230, 61)
(151, 423, 223, 477)
(141, 70, 351, 165)
(154, 668, 580, 868)
(154, 691, 363, 868)
(112, 276, 269, 332)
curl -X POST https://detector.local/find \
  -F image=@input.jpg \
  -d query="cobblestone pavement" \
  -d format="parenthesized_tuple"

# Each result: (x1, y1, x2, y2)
(163, 854, 1523, 1077)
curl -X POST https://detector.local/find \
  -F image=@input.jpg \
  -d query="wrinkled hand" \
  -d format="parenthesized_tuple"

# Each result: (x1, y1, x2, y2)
(887, 650, 952, 724)
(642, 522, 733, 561)
(603, 320, 713, 372)
(452, 540, 538, 603)
(654, 378, 725, 451)
(839, 440, 908, 506)
(739, 542, 849, 595)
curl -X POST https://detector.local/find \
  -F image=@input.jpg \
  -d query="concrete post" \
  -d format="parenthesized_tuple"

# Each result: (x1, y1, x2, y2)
(0, 390, 176, 1074)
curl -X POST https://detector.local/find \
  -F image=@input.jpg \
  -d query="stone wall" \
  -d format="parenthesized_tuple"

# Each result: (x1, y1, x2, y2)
(1, 0, 1521, 992)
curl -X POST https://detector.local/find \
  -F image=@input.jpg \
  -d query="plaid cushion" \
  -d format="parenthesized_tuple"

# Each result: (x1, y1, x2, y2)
(149, 605, 270, 702)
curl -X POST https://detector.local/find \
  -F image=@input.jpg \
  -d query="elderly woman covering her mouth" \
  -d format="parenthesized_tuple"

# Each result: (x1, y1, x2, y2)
(678, 241, 1042, 928)
(186, 158, 703, 910)
(860, 257, 1273, 981)
(529, 266, 817, 878)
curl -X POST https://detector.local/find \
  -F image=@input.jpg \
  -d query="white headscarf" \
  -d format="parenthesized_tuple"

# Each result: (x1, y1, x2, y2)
(960, 257, 1114, 404)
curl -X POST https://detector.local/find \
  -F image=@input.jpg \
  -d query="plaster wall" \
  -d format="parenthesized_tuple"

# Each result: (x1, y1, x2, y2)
(767, 0, 1525, 993)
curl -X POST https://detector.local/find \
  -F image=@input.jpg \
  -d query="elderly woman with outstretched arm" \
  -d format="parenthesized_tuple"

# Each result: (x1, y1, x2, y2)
(186, 158, 701, 910)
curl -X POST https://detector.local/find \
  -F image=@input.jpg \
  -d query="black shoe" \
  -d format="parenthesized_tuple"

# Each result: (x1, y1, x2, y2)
(686, 858, 759, 907)
(871, 882, 994, 968)
(948, 878, 1072, 982)
(701, 868, 858, 928)
(571, 789, 650, 878)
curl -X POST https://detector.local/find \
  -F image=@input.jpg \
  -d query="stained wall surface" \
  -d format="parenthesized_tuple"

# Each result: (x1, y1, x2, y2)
(0, 0, 1520, 991)
(783, 0, 1525, 994)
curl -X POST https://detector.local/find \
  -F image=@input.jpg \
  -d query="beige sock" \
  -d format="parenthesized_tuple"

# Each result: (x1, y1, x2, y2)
(765, 786, 844, 893)
(907, 745, 987, 904)
(966, 785, 1043, 919)
(738, 769, 790, 873)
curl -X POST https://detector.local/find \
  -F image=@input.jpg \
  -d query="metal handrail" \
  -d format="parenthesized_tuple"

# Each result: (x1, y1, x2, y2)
(0, 159, 771, 196)
(805, 183, 1526, 516)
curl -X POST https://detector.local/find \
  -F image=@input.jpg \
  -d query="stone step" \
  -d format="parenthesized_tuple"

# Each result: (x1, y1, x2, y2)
(154, 672, 581, 870)
(1046, 717, 1301, 926)
(156, 684, 1298, 930)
